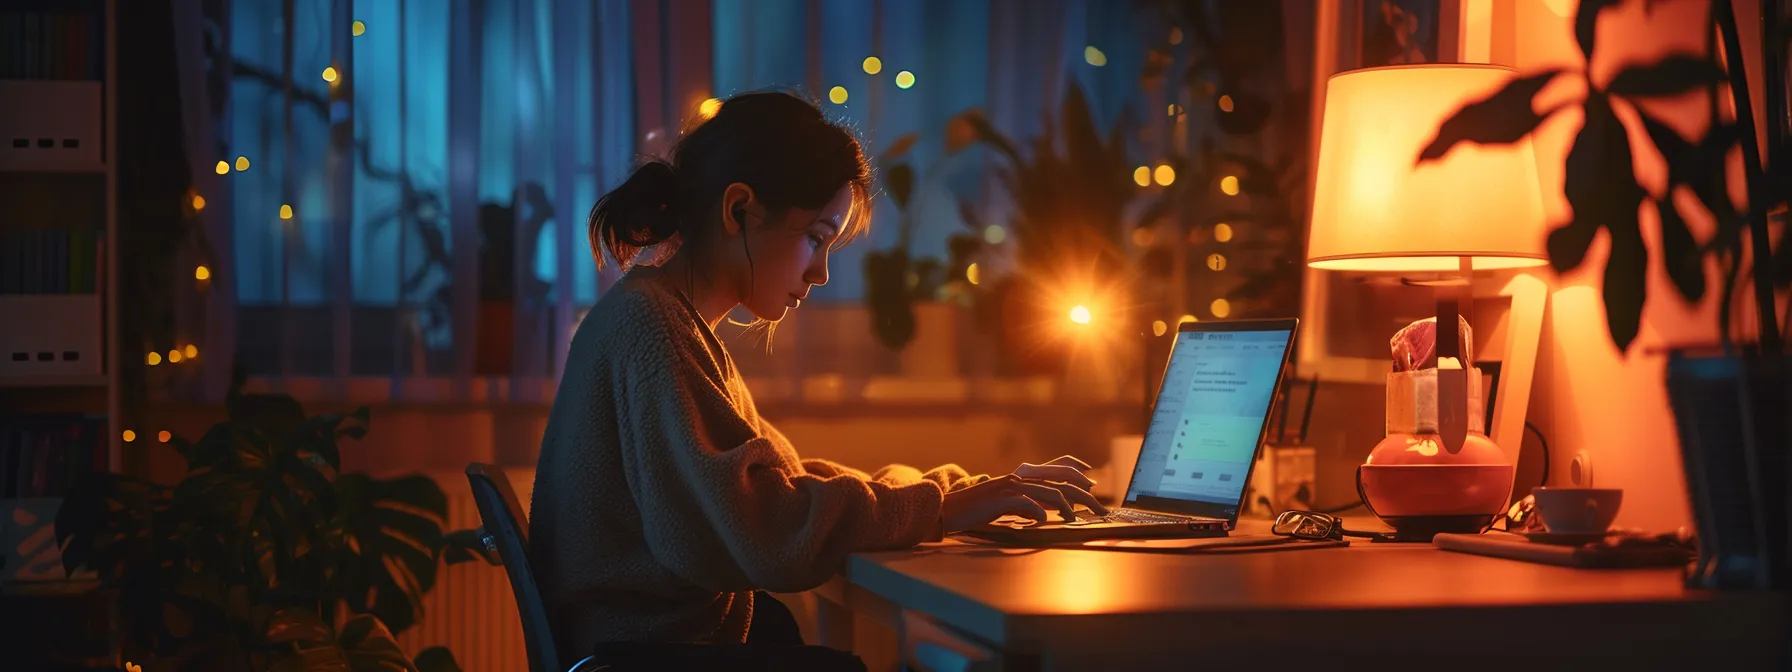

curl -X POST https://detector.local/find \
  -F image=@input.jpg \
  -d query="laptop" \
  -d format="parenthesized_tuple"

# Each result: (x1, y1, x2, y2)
(964, 318, 1299, 545)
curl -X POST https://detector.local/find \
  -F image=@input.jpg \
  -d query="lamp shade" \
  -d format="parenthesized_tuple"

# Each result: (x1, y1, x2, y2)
(1307, 65, 1548, 273)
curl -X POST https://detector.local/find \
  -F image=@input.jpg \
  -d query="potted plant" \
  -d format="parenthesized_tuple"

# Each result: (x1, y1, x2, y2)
(54, 389, 478, 670)
(964, 82, 1146, 376)
(1419, 0, 1789, 588)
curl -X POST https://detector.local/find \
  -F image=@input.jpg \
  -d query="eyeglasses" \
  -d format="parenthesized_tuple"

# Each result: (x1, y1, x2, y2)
(1272, 510, 1383, 541)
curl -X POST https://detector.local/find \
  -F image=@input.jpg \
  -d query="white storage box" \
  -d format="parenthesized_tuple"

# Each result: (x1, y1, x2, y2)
(0, 294, 102, 377)
(0, 80, 104, 171)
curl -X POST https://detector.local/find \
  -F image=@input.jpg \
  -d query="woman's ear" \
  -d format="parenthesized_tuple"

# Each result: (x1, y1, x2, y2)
(720, 182, 756, 235)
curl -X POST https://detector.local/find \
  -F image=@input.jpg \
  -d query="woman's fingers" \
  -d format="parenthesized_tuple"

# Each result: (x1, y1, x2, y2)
(997, 494, 1050, 523)
(1014, 463, 1096, 490)
(1044, 455, 1093, 471)
(1006, 480, 1075, 518)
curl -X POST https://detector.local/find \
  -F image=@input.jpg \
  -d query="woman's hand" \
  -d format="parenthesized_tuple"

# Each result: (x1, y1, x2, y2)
(940, 473, 1109, 533)
(1010, 455, 1097, 491)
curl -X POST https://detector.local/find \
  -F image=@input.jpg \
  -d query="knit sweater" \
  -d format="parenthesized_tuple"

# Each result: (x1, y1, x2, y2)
(529, 267, 987, 659)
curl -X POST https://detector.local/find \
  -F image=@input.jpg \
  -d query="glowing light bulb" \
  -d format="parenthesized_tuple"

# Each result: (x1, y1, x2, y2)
(1069, 305, 1092, 325)
(1152, 320, 1167, 336)
(352, 20, 366, 36)
(1154, 165, 1176, 186)
(184, 344, 198, 359)
(828, 86, 848, 104)
(966, 263, 981, 285)
(895, 71, 916, 89)
(1133, 166, 1150, 187)
(1084, 46, 1107, 66)
(983, 225, 1006, 245)
(146, 352, 161, 366)
(215, 161, 229, 175)
(195, 266, 210, 280)
(1215, 223, 1234, 243)
(699, 97, 722, 118)
(1218, 95, 1234, 113)
(862, 56, 882, 74)
(1180, 314, 1198, 325)
(191, 194, 206, 210)
(235, 156, 250, 171)
(1207, 253, 1227, 271)
(1220, 175, 1240, 195)
(322, 66, 339, 83)
(168, 350, 183, 363)
(122, 430, 136, 442)
(157, 431, 171, 443)
(280, 204, 293, 220)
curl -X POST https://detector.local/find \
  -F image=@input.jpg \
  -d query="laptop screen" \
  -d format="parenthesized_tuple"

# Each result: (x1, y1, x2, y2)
(1125, 321, 1295, 519)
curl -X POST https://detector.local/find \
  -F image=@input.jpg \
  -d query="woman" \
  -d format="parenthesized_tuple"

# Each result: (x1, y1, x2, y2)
(529, 91, 1105, 665)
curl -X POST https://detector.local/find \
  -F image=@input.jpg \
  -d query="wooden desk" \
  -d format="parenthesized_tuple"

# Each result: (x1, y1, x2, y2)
(812, 530, 1790, 671)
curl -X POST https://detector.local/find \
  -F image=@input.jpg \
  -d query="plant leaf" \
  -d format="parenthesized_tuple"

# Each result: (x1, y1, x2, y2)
(338, 615, 417, 672)
(1556, 93, 1647, 277)
(1417, 70, 1566, 164)
(333, 474, 449, 635)
(1575, 0, 1623, 60)
(886, 164, 915, 211)
(1606, 55, 1725, 98)
(1604, 213, 1648, 352)
(1656, 198, 1706, 302)
(1636, 111, 1738, 223)
(266, 607, 333, 645)
(412, 648, 464, 672)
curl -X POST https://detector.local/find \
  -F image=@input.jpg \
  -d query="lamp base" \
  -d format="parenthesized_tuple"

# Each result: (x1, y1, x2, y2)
(1372, 514, 1493, 542)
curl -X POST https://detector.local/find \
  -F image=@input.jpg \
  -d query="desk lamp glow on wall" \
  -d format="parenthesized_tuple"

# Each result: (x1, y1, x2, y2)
(1307, 64, 1550, 541)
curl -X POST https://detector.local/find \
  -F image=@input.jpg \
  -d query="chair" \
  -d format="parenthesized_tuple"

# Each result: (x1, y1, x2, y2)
(466, 463, 868, 672)
(464, 463, 603, 672)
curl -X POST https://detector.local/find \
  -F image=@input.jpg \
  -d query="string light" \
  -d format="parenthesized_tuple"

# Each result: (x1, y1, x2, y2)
(983, 225, 1007, 245)
(184, 344, 198, 359)
(862, 56, 882, 74)
(828, 86, 848, 104)
(352, 20, 366, 36)
(1215, 223, 1234, 243)
(122, 430, 135, 442)
(1180, 314, 1199, 324)
(1084, 46, 1107, 66)
(699, 97, 722, 118)
(895, 71, 915, 89)
(1210, 298, 1232, 318)
(168, 350, 183, 363)
(1133, 166, 1150, 187)
(215, 161, 229, 175)
(191, 194, 206, 211)
(1207, 253, 1227, 271)
(157, 431, 171, 443)
(1152, 320, 1168, 336)
(1154, 165, 1176, 186)
(146, 352, 161, 366)
(1168, 104, 1182, 116)
(195, 266, 210, 281)
(1220, 175, 1240, 195)
(966, 263, 981, 285)
(322, 66, 339, 83)
(280, 204, 293, 220)
(235, 156, 250, 171)
(1218, 95, 1234, 113)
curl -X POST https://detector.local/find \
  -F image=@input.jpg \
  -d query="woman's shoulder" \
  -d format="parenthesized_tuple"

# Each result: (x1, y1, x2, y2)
(574, 267, 713, 361)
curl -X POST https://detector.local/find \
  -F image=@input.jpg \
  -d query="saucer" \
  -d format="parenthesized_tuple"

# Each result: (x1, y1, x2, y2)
(1520, 530, 1609, 546)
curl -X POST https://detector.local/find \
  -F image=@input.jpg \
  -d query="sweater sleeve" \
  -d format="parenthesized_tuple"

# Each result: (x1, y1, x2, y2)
(614, 313, 944, 594)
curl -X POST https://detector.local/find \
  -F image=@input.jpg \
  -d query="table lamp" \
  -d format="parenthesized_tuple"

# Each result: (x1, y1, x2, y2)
(1307, 64, 1549, 541)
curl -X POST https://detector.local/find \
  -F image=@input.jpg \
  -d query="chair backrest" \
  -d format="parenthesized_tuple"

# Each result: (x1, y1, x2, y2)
(465, 463, 560, 672)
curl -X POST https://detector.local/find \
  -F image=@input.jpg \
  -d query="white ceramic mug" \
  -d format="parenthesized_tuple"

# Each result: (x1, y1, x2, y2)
(1531, 487, 1623, 534)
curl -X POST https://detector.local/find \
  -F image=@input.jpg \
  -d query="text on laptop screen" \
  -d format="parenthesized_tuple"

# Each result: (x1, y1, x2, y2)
(1127, 328, 1292, 507)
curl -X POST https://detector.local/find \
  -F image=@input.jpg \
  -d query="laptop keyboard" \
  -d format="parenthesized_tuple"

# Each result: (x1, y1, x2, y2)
(1076, 508, 1200, 524)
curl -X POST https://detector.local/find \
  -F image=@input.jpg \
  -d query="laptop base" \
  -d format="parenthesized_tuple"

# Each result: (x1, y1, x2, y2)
(960, 520, 1228, 546)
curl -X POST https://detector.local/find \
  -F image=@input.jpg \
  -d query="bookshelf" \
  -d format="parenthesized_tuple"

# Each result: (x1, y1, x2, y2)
(0, 0, 120, 597)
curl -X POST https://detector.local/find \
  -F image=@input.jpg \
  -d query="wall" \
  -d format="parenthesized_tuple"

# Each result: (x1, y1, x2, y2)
(1504, 0, 1779, 531)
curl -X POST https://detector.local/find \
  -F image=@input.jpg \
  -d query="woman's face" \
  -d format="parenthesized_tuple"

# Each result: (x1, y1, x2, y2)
(735, 184, 853, 322)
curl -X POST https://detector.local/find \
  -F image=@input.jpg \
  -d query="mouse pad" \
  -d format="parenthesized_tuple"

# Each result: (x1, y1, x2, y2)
(1080, 536, 1349, 554)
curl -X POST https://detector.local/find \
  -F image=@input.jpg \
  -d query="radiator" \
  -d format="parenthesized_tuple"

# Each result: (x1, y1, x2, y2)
(396, 469, 536, 671)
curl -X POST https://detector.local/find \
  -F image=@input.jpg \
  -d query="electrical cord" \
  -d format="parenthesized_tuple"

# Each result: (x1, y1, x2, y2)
(1524, 421, 1550, 489)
